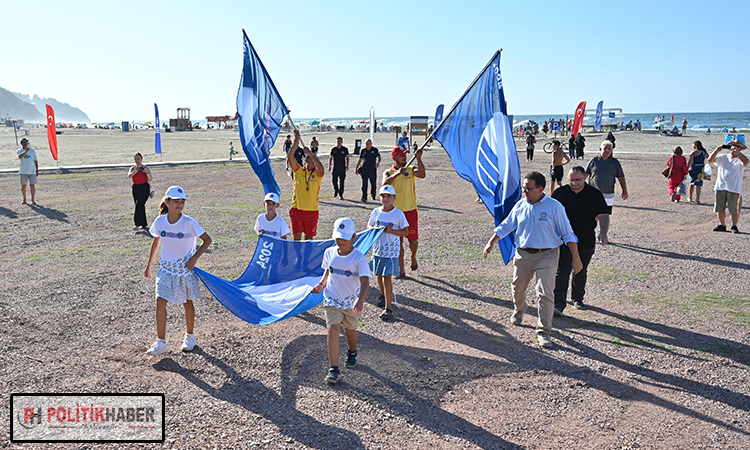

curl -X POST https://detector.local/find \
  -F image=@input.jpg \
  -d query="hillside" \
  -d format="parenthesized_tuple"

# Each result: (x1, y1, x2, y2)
(0, 86, 44, 121)
(12, 91, 90, 123)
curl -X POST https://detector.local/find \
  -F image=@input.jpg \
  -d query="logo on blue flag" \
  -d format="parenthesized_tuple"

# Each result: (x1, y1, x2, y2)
(432, 51, 521, 264)
(595, 101, 603, 131)
(237, 30, 289, 196)
(154, 103, 161, 154)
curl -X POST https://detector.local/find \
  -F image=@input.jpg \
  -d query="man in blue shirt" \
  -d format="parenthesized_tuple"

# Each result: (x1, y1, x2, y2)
(483, 171, 582, 348)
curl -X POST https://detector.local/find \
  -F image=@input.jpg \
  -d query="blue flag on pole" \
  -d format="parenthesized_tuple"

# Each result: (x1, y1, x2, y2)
(433, 51, 521, 264)
(237, 29, 289, 196)
(434, 104, 444, 128)
(595, 101, 603, 131)
(154, 103, 161, 154)
(194, 228, 383, 325)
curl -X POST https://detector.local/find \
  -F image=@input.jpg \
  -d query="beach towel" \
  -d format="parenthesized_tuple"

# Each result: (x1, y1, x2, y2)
(194, 228, 383, 325)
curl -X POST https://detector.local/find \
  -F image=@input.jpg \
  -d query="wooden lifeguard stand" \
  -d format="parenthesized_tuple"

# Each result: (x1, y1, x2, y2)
(410, 116, 429, 146)
(170, 107, 192, 131)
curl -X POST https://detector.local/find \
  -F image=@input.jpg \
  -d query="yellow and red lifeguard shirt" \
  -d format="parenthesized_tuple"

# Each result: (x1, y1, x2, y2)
(291, 167, 323, 211)
(385, 165, 418, 212)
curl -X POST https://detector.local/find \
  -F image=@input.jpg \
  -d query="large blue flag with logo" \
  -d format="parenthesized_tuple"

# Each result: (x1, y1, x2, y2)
(237, 29, 289, 196)
(433, 51, 521, 264)
(194, 228, 383, 325)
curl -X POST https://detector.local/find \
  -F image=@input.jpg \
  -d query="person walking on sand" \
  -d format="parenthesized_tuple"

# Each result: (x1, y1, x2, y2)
(687, 140, 709, 203)
(549, 140, 570, 195)
(144, 186, 212, 356)
(229, 141, 237, 160)
(553, 167, 609, 315)
(355, 138, 381, 202)
(289, 130, 325, 240)
(682, 118, 688, 135)
(585, 140, 628, 237)
(574, 132, 586, 159)
(329, 137, 349, 200)
(708, 139, 748, 233)
(666, 146, 689, 202)
(483, 171, 582, 348)
(311, 218, 371, 385)
(383, 146, 425, 277)
(17, 138, 38, 205)
(525, 133, 536, 162)
(128, 152, 154, 231)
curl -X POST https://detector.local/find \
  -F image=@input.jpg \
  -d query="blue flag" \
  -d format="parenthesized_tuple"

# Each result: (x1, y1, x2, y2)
(194, 228, 383, 325)
(237, 30, 289, 196)
(154, 103, 161, 154)
(434, 104, 444, 128)
(433, 51, 521, 264)
(595, 101, 603, 131)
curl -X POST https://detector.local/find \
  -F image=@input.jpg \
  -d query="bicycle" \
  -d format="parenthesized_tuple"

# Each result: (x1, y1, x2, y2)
(542, 141, 568, 154)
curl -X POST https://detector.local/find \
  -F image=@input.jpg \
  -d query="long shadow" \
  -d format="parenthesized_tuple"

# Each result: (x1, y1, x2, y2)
(153, 347, 362, 448)
(381, 283, 750, 436)
(616, 204, 677, 213)
(29, 204, 69, 223)
(279, 333, 521, 449)
(0, 207, 18, 219)
(610, 242, 750, 270)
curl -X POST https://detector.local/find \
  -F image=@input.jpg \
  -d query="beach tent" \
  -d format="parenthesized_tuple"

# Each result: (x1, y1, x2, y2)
(194, 228, 383, 325)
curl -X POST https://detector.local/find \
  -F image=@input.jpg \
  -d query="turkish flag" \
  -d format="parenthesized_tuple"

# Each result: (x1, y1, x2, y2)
(46, 104, 58, 160)
(571, 101, 587, 137)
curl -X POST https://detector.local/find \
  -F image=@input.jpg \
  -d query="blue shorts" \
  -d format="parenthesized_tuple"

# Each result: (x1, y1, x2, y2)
(370, 256, 399, 277)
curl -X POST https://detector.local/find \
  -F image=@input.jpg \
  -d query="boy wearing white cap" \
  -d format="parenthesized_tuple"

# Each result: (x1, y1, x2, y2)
(368, 185, 409, 321)
(254, 192, 290, 239)
(311, 218, 372, 385)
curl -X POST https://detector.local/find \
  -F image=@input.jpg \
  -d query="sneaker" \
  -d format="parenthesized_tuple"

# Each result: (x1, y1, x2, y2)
(325, 367, 340, 385)
(379, 309, 394, 321)
(181, 333, 196, 352)
(376, 295, 385, 308)
(573, 301, 586, 310)
(361, 196, 367, 203)
(537, 333, 552, 348)
(553, 308, 563, 317)
(510, 309, 523, 326)
(132, 226, 140, 231)
(345, 350, 357, 368)
(731, 225, 740, 234)
(371, 194, 376, 200)
(146, 339, 167, 356)
(713, 224, 727, 232)
(31, 201, 37, 205)
(149, 190, 155, 199)
(21, 200, 27, 205)
(339, 194, 345, 200)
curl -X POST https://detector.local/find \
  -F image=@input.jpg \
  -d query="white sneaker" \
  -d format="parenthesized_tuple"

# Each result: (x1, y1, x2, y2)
(181, 333, 196, 352)
(146, 339, 167, 356)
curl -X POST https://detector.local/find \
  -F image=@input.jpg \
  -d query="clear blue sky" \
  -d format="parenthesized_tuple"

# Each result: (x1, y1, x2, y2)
(3, 0, 748, 122)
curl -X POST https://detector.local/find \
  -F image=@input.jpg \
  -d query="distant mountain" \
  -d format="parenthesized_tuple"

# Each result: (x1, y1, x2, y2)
(12, 91, 90, 123)
(0, 87, 44, 121)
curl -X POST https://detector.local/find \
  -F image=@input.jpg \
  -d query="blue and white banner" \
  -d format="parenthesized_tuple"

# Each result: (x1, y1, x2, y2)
(237, 29, 289, 196)
(595, 101, 603, 131)
(432, 51, 521, 264)
(195, 228, 383, 325)
(154, 103, 161, 154)
(434, 104, 444, 129)
(369, 106, 375, 142)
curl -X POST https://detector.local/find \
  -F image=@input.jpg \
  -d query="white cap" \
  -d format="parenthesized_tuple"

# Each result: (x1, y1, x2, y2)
(165, 186, 187, 199)
(332, 218, 356, 240)
(264, 192, 280, 204)
(379, 185, 396, 196)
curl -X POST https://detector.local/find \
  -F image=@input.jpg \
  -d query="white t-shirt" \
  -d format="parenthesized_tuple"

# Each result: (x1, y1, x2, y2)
(714, 154, 747, 194)
(368, 206, 409, 258)
(254, 213, 290, 238)
(17, 148, 37, 174)
(321, 247, 371, 309)
(149, 214, 206, 274)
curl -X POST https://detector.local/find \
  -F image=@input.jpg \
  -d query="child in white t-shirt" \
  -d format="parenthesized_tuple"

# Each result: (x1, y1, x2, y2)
(311, 218, 371, 385)
(144, 186, 212, 356)
(254, 192, 290, 239)
(368, 185, 409, 321)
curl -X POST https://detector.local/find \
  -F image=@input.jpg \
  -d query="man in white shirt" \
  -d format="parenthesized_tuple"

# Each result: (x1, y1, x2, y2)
(17, 138, 39, 205)
(708, 139, 749, 233)
(483, 171, 582, 348)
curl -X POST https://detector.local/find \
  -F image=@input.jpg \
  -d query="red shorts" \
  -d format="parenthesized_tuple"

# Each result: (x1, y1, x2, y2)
(290, 208, 319, 237)
(403, 209, 419, 240)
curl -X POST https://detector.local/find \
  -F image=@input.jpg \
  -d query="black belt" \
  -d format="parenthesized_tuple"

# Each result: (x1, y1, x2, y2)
(520, 248, 553, 254)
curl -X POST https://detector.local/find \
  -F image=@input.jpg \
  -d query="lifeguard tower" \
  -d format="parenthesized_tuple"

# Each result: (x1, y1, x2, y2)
(170, 107, 192, 131)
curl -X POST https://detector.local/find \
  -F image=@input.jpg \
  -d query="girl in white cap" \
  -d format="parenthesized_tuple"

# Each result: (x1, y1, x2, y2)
(144, 186, 212, 356)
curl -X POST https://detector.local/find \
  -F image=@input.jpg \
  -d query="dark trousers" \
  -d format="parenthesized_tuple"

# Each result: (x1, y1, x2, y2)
(332, 168, 346, 195)
(360, 169, 377, 199)
(554, 244, 595, 312)
(526, 148, 534, 161)
(132, 182, 150, 228)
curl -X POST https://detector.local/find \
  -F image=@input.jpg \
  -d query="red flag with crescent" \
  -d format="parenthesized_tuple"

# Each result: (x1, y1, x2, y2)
(46, 104, 58, 160)
(571, 101, 586, 137)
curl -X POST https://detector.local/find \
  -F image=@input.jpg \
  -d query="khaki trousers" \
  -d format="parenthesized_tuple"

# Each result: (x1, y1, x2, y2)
(511, 247, 560, 334)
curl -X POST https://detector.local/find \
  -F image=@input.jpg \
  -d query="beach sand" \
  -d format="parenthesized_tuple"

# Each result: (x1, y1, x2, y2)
(0, 124, 733, 171)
